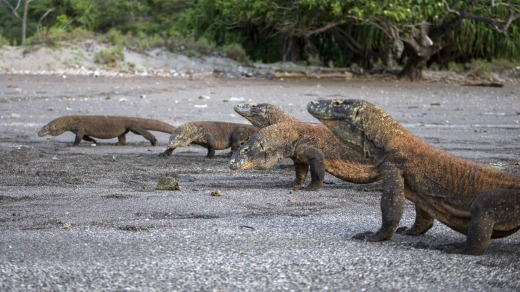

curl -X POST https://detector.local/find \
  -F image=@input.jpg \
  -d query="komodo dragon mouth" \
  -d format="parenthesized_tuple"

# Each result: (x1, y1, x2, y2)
(234, 103, 259, 117)
(229, 140, 273, 170)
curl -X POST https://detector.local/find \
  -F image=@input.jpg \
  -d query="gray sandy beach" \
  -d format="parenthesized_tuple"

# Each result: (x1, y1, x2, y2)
(0, 74, 518, 290)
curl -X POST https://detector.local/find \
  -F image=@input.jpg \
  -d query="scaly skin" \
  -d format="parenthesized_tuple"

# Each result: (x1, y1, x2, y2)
(159, 121, 258, 158)
(233, 103, 381, 190)
(229, 122, 381, 190)
(307, 99, 520, 255)
(38, 115, 176, 146)
(234, 103, 299, 128)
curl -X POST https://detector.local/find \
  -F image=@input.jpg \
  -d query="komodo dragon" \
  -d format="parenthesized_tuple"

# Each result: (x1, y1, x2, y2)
(232, 103, 381, 190)
(159, 121, 258, 158)
(38, 115, 176, 146)
(230, 122, 381, 190)
(307, 99, 520, 255)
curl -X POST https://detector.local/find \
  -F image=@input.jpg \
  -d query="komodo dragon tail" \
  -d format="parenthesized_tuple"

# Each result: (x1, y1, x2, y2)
(136, 118, 176, 134)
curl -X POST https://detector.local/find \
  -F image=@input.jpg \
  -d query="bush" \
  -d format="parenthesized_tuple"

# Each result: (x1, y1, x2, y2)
(0, 36, 10, 47)
(222, 43, 251, 64)
(94, 46, 124, 67)
(26, 27, 95, 47)
(103, 29, 127, 47)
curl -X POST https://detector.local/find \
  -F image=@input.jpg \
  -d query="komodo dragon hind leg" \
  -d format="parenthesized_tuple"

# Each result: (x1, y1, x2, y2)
(436, 188, 520, 255)
(298, 146, 325, 191)
(82, 135, 97, 144)
(127, 124, 158, 146)
(116, 133, 127, 145)
(204, 134, 216, 158)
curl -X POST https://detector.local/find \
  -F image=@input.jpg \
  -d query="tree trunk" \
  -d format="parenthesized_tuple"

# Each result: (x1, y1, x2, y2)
(398, 52, 430, 81)
(21, 0, 30, 45)
(283, 37, 300, 62)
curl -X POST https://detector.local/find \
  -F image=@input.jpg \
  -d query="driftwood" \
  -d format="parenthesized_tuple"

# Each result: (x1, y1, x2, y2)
(271, 70, 353, 80)
(463, 82, 504, 88)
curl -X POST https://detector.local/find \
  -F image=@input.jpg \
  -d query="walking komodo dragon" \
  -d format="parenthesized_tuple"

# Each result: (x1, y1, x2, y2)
(159, 121, 258, 158)
(38, 115, 176, 146)
(231, 103, 380, 190)
(307, 99, 520, 255)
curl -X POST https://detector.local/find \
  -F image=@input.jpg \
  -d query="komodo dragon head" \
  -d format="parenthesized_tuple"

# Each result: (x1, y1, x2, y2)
(166, 123, 200, 149)
(229, 126, 288, 170)
(38, 117, 70, 137)
(307, 99, 367, 154)
(307, 99, 401, 159)
(234, 103, 299, 128)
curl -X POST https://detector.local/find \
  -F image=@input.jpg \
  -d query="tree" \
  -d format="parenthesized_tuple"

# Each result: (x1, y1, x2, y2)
(1, 0, 57, 44)
(349, 0, 520, 80)
(1, 0, 32, 44)
(213, 0, 520, 80)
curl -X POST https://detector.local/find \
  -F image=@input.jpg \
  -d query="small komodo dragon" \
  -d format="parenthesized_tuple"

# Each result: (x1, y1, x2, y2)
(38, 115, 176, 146)
(231, 103, 380, 190)
(307, 99, 520, 255)
(159, 121, 258, 158)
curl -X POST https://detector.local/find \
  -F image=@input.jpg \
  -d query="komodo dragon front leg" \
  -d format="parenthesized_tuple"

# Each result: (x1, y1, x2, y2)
(71, 125, 96, 146)
(294, 145, 326, 191)
(353, 163, 405, 241)
(203, 133, 217, 158)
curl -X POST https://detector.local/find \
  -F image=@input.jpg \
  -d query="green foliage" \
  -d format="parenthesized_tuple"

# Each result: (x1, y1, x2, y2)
(94, 46, 124, 67)
(1, 0, 519, 74)
(222, 43, 251, 64)
(0, 35, 10, 47)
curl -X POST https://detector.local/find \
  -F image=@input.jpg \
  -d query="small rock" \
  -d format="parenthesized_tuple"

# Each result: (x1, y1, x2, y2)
(211, 189, 222, 197)
(287, 197, 298, 205)
(155, 177, 182, 191)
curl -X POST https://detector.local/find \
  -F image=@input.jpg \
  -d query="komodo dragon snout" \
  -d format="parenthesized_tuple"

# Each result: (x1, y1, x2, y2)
(230, 136, 278, 170)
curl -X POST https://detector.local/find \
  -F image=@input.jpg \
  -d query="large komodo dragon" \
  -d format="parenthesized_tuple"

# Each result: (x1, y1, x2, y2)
(159, 121, 258, 158)
(307, 99, 520, 255)
(231, 103, 381, 190)
(38, 115, 176, 146)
